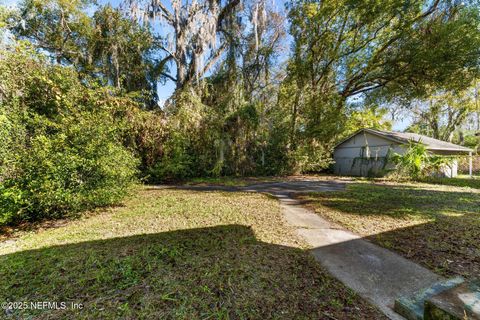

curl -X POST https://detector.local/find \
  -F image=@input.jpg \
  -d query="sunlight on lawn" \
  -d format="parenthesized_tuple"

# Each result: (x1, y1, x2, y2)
(0, 188, 299, 255)
(301, 182, 480, 278)
(0, 187, 385, 319)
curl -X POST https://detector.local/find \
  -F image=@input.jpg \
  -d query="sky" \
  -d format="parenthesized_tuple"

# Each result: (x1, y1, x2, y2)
(1, 0, 178, 103)
(1, 0, 410, 131)
(1, 0, 18, 9)
(392, 115, 411, 131)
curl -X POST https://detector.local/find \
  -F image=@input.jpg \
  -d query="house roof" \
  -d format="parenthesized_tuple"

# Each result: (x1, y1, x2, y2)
(336, 128, 473, 153)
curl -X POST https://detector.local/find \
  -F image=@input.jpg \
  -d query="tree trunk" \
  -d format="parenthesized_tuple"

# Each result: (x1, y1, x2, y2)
(290, 91, 300, 151)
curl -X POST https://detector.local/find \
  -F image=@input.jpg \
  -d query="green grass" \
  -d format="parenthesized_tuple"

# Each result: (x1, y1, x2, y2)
(184, 176, 256, 186)
(299, 181, 480, 279)
(183, 174, 356, 187)
(418, 175, 480, 189)
(183, 176, 287, 187)
(0, 187, 384, 319)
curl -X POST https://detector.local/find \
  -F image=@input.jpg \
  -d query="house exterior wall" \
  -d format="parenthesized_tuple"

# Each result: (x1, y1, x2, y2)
(433, 158, 458, 178)
(435, 159, 458, 178)
(333, 132, 404, 176)
(333, 131, 460, 177)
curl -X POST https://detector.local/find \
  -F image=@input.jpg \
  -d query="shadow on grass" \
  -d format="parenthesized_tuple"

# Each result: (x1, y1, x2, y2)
(301, 184, 480, 279)
(0, 225, 382, 320)
(311, 184, 480, 218)
(363, 217, 480, 279)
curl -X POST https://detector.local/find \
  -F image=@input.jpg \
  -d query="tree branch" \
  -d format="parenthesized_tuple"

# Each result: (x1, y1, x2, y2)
(148, 1, 174, 24)
(197, 42, 228, 79)
(217, 0, 241, 27)
(161, 72, 177, 82)
(159, 46, 178, 63)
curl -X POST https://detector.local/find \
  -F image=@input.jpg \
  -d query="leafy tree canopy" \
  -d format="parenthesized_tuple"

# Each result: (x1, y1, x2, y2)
(287, 0, 480, 101)
(12, 0, 162, 106)
(281, 0, 480, 168)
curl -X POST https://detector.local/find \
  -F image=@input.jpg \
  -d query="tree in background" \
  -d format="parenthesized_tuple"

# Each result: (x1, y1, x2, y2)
(283, 0, 480, 171)
(13, 0, 91, 64)
(149, 0, 290, 178)
(343, 104, 392, 138)
(405, 84, 480, 142)
(378, 80, 480, 151)
(12, 0, 162, 106)
(199, 0, 288, 176)
(3, 0, 480, 183)
(124, 0, 242, 91)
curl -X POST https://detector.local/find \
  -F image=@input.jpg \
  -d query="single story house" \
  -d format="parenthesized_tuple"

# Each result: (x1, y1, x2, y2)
(333, 128, 474, 177)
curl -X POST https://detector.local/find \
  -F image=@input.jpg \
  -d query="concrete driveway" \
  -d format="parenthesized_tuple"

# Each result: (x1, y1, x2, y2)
(162, 179, 443, 319)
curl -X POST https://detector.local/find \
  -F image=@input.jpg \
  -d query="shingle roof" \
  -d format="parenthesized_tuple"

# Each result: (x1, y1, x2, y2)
(337, 128, 473, 153)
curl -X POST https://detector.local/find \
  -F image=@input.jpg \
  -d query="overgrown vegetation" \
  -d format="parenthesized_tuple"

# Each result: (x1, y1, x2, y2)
(0, 188, 385, 319)
(0, 0, 479, 317)
(0, 46, 147, 225)
(390, 141, 453, 179)
(1, 0, 479, 225)
(299, 182, 480, 279)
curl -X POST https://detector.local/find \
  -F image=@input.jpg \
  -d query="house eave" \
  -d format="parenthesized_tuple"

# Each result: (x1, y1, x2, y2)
(335, 128, 407, 149)
(334, 128, 474, 154)
(426, 147, 473, 153)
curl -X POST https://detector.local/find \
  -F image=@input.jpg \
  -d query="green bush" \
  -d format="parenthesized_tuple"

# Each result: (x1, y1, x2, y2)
(0, 46, 139, 226)
(147, 132, 193, 182)
(7, 122, 138, 222)
(390, 141, 453, 179)
(0, 184, 25, 225)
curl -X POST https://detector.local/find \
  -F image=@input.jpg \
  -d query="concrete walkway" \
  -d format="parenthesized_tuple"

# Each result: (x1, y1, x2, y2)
(166, 180, 443, 319)
(280, 196, 442, 319)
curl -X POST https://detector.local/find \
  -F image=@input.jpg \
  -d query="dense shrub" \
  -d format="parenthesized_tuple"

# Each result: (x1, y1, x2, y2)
(390, 142, 453, 179)
(3, 120, 138, 223)
(146, 85, 296, 181)
(148, 132, 193, 181)
(0, 46, 139, 225)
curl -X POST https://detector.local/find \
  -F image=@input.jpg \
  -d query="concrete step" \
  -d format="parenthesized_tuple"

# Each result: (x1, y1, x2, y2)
(394, 277, 465, 320)
(424, 280, 480, 320)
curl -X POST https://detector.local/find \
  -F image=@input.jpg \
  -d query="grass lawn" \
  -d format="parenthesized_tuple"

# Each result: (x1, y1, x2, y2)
(419, 175, 480, 189)
(183, 174, 354, 187)
(298, 180, 480, 279)
(0, 187, 384, 319)
(183, 176, 274, 187)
